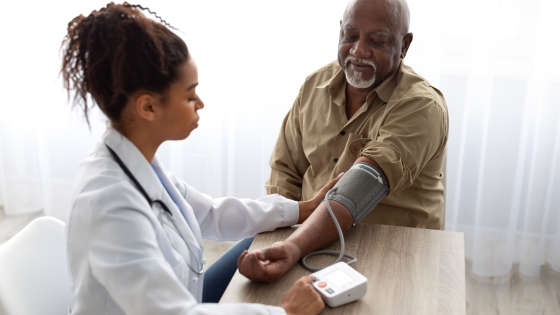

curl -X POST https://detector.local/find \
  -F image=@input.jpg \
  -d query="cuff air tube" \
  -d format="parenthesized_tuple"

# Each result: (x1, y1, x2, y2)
(327, 162, 389, 224)
(301, 162, 389, 271)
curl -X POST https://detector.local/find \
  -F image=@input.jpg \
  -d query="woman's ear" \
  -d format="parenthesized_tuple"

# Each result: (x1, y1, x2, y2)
(134, 93, 156, 121)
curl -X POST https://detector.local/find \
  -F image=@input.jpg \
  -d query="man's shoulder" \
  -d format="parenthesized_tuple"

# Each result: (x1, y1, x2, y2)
(393, 63, 446, 106)
(302, 60, 341, 86)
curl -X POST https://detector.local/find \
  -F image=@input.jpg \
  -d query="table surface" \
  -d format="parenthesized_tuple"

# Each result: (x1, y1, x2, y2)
(220, 223, 466, 315)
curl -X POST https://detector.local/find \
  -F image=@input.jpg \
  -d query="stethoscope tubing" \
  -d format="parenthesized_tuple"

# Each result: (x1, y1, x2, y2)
(105, 144, 204, 277)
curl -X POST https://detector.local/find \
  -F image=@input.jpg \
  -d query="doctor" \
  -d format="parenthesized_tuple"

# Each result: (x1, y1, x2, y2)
(61, 3, 331, 315)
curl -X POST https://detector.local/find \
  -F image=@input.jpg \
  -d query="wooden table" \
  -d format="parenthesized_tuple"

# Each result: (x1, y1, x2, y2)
(220, 223, 466, 315)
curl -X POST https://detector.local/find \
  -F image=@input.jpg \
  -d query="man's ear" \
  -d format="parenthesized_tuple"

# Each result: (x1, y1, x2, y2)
(400, 33, 413, 59)
(134, 93, 157, 122)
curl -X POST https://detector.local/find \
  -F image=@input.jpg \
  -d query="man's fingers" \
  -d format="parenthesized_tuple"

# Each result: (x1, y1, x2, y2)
(239, 251, 270, 281)
(239, 243, 296, 282)
(260, 246, 287, 261)
(237, 250, 249, 269)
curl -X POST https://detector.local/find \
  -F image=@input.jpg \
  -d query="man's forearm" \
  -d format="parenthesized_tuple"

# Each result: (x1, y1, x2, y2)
(237, 159, 386, 283)
(285, 200, 354, 259)
(284, 156, 383, 258)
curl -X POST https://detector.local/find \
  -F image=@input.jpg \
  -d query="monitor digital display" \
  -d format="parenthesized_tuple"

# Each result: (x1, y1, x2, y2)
(325, 269, 353, 287)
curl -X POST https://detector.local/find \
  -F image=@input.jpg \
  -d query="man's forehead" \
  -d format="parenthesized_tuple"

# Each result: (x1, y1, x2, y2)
(342, 0, 408, 35)
(343, 24, 391, 37)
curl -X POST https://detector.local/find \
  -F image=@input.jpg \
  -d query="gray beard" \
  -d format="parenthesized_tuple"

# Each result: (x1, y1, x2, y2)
(344, 68, 375, 89)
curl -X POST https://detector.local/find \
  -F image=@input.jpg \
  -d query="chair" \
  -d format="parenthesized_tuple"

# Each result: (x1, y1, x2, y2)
(0, 217, 71, 315)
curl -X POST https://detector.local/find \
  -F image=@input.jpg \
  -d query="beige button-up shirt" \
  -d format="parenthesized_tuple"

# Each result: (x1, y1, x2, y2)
(266, 60, 448, 229)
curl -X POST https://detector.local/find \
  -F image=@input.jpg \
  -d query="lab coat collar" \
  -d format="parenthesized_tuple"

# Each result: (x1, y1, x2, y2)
(102, 128, 203, 255)
(102, 128, 163, 203)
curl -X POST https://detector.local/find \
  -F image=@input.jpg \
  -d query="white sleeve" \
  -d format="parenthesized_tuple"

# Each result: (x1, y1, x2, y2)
(184, 304, 286, 315)
(84, 180, 286, 315)
(169, 174, 299, 241)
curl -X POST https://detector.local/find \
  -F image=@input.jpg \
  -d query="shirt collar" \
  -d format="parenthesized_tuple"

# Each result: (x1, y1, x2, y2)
(374, 60, 402, 103)
(316, 67, 347, 107)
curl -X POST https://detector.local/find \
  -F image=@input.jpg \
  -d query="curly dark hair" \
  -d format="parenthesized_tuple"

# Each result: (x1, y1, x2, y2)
(60, 2, 188, 126)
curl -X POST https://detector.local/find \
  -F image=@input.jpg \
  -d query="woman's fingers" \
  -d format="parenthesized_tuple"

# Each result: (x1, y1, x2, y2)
(315, 172, 345, 200)
(323, 172, 344, 192)
(281, 275, 325, 315)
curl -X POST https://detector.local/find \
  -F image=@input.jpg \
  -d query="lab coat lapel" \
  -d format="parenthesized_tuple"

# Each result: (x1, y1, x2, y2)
(158, 187, 203, 257)
(102, 128, 203, 257)
(151, 157, 203, 254)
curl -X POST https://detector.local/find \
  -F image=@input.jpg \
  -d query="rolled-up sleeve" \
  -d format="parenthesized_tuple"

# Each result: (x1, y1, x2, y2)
(359, 97, 448, 194)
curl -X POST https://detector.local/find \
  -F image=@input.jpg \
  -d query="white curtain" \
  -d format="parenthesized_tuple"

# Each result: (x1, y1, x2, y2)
(0, 0, 558, 277)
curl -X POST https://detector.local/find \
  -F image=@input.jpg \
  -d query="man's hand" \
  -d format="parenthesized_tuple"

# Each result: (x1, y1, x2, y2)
(237, 241, 300, 283)
(297, 172, 344, 224)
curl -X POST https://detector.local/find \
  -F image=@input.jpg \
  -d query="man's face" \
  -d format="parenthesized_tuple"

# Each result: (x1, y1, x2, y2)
(338, 0, 409, 90)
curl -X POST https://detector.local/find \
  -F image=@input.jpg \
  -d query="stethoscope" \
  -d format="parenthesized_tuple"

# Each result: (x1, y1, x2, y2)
(105, 144, 204, 281)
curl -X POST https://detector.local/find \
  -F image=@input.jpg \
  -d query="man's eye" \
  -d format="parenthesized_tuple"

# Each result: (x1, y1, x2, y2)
(344, 35, 357, 40)
(188, 97, 199, 102)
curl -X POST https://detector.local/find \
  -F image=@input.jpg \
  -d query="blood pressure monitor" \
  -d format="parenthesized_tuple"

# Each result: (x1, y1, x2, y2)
(311, 262, 367, 307)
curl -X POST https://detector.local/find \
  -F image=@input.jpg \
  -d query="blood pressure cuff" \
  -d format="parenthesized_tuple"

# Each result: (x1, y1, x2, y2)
(327, 162, 389, 224)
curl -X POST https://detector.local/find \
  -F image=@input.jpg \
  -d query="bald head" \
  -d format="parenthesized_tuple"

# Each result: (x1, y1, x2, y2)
(337, 0, 413, 91)
(343, 0, 410, 37)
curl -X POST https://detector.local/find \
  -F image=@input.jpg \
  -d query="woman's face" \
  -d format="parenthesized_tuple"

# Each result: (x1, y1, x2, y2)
(158, 58, 204, 140)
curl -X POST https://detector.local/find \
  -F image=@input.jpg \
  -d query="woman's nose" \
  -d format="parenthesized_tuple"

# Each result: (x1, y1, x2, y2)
(197, 97, 205, 110)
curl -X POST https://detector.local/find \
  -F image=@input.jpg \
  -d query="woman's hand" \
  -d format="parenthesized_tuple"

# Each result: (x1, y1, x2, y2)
(281, 275, 324, 315)
(297, 172, 344, 224)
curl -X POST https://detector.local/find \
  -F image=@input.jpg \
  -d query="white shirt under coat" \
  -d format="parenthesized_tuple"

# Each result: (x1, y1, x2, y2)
(66, 128, 298, 315)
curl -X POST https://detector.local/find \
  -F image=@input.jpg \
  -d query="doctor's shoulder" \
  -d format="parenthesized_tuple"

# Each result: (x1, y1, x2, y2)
(69, 152, 157, 224)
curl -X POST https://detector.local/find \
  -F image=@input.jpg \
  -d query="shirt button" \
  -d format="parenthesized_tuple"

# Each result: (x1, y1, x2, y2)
(333, 158, 339, 163)
(340, 131, 346, 136)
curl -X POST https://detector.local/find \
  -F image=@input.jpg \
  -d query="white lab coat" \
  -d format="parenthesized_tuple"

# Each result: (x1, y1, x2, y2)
(66, 128, 298, 315)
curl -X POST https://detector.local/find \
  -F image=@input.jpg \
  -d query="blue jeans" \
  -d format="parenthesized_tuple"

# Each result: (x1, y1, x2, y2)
(202, 237, 254, 303)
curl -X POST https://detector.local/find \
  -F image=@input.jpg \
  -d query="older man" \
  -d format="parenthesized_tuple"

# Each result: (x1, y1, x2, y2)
(238, 0, 448, 282)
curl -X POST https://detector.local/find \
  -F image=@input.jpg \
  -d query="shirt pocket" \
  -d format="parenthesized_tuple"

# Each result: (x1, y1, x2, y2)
(332, 133, 370, 176)
(347, 133, 371, 158)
